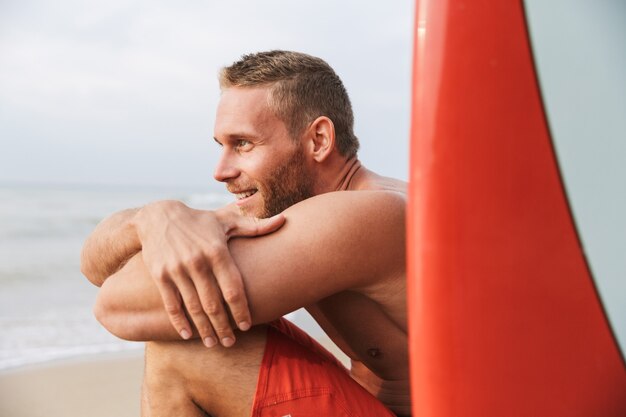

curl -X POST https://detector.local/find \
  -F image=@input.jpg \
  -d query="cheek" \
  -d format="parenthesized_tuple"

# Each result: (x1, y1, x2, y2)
(246, 152, 288, 182)
(230, 157, 261, 183)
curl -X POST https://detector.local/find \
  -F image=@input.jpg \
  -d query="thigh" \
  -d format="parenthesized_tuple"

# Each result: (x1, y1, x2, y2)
(145, 325, 268, 417)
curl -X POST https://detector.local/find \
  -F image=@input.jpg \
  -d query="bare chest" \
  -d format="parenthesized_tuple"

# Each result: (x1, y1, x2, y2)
(307, 288, 408, 381)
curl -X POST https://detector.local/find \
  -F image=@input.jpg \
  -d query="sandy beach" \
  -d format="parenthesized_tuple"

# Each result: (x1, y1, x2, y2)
(0, 334, 348, 417)
(0, 351, 144, 417)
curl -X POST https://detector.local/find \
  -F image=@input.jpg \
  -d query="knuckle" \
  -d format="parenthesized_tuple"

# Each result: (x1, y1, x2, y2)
(152, 266, 169, 283)
(186, 252, 206, 269)
(171, 262, 186, 276)
(186, 302, 204, 316)
(164, 303, 182, 316)
(204, 242, 225, 259)
(222, 288, 242, 304)
(198, 325, 213, 336)
(213, 325, 232, 335)
(204, 302, 222, 316)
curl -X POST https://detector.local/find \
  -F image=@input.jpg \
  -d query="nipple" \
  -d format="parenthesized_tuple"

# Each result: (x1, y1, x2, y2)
(367, 348, 382, 358)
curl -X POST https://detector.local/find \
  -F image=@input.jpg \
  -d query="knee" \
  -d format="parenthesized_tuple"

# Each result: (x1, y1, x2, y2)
(143, 341, 202, 403)
(142, 342, 209, 417)
(145, 340, 203, 378)
(143, 330, 268, 417)
(144, 327, 268, 385)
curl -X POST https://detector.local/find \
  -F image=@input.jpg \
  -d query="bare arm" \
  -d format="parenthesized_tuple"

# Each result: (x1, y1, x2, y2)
(94, 190, 406, 342)
(80, 208, 141, 287)
(81, 200, 285, 347)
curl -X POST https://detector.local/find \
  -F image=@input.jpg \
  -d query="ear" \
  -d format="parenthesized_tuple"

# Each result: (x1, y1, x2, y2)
(306, 116, 336, 163)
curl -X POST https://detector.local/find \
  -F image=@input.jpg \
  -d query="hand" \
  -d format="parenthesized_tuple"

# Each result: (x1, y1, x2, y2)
(133, 200, 285, 347)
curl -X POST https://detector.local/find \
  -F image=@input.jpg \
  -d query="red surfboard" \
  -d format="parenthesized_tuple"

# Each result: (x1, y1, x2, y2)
(407, 1, 626, 416)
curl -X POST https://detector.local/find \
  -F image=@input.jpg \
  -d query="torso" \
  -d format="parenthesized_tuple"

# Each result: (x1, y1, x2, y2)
(308, 161, 411, 416)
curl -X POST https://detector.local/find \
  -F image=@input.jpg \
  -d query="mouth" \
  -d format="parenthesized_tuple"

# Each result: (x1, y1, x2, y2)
(234, 189, 257, 200)
(227, 185, 259, 206)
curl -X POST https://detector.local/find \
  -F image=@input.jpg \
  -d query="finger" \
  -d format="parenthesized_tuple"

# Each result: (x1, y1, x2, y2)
(208, 248, 251, 332)
(174, 270, 220, 348)
(152, 277, 193, 340)
(186, 263, 238, 347)
(229, 213, 286, 237)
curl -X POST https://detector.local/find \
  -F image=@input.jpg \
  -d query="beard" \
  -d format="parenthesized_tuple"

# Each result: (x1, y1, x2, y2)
(233, 146, 314, 219)
(257, 146, 314, 218)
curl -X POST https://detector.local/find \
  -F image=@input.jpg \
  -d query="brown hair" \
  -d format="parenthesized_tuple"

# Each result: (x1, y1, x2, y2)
(219, 50, 359, 158)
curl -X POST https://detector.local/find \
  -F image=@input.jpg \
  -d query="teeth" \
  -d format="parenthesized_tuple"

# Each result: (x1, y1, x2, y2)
(236, 190, 256, 200)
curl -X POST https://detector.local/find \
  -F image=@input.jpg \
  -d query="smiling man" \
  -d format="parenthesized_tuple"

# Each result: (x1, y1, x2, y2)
(81, 51, 409, 417)
(215, 87, 315, 219)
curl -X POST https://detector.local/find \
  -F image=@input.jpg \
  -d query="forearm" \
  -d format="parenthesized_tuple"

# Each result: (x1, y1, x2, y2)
(82, 201, 238, 287)
(81, 208, 142, 287)
(94, 253, 182, 340)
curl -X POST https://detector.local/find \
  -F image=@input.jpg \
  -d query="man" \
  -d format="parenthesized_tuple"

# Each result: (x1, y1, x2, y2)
(81, 50, 409, 416)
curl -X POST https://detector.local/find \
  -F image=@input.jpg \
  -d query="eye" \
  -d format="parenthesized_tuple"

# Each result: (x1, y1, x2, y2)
(236, 139, 253, 150)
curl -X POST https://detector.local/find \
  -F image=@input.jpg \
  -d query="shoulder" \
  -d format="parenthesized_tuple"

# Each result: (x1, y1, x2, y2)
(280, 190, 406, 268)
(252, 189, 406, 253)
(233, 189, 406, 268)
(285, 189, 406, 219)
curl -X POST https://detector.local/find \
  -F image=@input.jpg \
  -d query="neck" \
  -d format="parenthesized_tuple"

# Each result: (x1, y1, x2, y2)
(312, 155, 364, 194)
(334, 157, 362, 191)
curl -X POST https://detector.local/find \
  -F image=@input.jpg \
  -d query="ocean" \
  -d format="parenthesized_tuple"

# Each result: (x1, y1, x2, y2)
(0, 182, 237, 370)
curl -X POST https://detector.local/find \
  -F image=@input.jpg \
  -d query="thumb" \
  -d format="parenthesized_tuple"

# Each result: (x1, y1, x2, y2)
(231, 213, 286, 237)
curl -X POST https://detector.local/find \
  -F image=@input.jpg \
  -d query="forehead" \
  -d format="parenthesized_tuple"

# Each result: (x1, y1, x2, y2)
(214, 87, 284, 139)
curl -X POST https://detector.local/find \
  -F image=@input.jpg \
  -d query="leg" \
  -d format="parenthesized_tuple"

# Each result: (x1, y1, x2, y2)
(142, 325, 268, 417)
(141, 375, 150, 417)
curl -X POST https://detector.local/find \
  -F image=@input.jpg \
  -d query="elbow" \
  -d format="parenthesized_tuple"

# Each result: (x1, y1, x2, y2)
(93, 286, 142, 341)
(80, 245, 105, 287)
(81, 264, 102, 288)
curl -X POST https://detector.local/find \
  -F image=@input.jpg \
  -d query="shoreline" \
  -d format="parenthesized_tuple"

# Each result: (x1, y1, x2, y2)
(0, 345, 144, 374)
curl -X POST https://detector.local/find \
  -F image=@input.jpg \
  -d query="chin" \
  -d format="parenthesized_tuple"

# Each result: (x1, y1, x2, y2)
(238, 205, 265, 219)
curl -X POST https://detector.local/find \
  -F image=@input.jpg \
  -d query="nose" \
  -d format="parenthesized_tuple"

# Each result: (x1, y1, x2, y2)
(213, 151, 240, 183)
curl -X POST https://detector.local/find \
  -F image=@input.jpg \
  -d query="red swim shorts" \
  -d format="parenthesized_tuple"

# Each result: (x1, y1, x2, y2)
(251, 318, 396, 417)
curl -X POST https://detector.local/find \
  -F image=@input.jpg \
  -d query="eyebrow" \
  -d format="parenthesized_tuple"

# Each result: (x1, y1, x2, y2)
(213, 132, 259, 145)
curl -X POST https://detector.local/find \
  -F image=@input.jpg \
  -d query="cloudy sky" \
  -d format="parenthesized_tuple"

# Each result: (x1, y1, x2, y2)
(0, 0, 414, 189)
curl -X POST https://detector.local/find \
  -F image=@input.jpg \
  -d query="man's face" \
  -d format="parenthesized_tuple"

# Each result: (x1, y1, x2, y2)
(213, 87, 314, 218)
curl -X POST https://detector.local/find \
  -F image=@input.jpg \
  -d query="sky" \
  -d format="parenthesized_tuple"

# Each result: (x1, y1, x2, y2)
(0, 0, 414, 189)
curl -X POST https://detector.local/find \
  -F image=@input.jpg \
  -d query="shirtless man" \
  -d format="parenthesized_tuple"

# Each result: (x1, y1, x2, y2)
(81, 50, 409, 416)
